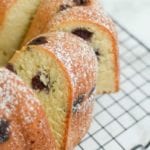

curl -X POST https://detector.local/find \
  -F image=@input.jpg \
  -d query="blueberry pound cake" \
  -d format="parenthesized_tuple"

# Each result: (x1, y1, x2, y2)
(9, 32, 97, 149)
(0, 0, 41, 66)
(0, 68, 55, 150)
(22, 0, 97, 45)
(47, 6, 119, 93)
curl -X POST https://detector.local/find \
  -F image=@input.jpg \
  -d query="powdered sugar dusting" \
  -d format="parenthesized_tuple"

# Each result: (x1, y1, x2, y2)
(41, 32, 97, 100)
(0, 68, 55, 149)
(0, 68, 40, 122)
(49, 6, 117, 39)
(38, 32, 96, 149)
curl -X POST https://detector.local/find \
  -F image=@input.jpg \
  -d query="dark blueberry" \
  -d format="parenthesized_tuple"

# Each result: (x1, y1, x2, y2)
(88, 87, 96, 97)
(95, 49, 101, 60)
(0, 119, 10, 143)
(72, 28, 93, 41)
(73, 0, 87, 5)
(28, 36, 48, 45)
(73, 94, 85, 113)
(31, 72, 50, 92)
(6, 63, 17, 74)
(59, 4, 70, 11)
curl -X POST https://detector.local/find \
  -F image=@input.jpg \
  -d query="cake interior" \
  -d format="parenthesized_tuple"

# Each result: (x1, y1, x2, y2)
(0, 0, 40, 66)
(53, 22, 116, 93)
(10, 46, 71, 149)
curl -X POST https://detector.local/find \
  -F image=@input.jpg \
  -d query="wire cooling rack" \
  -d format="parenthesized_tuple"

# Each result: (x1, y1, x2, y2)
(75, 20, 150, 150)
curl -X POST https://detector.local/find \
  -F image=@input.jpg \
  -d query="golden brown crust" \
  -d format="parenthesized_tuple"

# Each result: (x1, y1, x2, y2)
(11, 44, 73, 149)
(29, 32, 97, 104)
(22, 0, 96, 45)
(48, 6, 118, 42)
(0, 0, 16, 26)
(12, 32, 96, 149)
(36, 32, 97, 149)
(0, 68, 56, 150)
(47, 6, 119, 93)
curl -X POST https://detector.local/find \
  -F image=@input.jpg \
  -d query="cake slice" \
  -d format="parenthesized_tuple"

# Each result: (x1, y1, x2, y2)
(22, 0, 96, 45)
(0, 68, 55, 150)
(0, 0, 41, 66)
(47, 6, 119, 93)
(9, 32, 97, 149)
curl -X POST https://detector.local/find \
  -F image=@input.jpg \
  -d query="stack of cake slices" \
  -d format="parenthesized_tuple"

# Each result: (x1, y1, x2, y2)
(0, 0, 119, 149)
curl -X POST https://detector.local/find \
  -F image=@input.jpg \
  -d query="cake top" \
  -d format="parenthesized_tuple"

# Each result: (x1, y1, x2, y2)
(28, 32, 97, 97)
(0, 68, 55, 148)
(48, 6, 117, 39)
(0, 68, 41, 123)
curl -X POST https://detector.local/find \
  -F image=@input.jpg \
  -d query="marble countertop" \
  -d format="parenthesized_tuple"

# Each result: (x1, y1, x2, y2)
(101, 0, 150, 48)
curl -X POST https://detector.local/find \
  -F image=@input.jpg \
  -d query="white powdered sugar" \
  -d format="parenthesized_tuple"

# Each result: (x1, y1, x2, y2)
(49, 6, 117, 39)
(43, 32, 97, 97)
(0, 68, 41, 124)
(37, 32, 97, 115)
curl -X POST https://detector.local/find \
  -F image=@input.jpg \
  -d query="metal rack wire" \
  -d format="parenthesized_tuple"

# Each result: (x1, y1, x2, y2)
(75, 20, 150, 150)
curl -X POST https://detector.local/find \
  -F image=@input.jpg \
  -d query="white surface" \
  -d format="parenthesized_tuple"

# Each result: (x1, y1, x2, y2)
(101, 0, 150, 48)
(117, 116, 150, 149)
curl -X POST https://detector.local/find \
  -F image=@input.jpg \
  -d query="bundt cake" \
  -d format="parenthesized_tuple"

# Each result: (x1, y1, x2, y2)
(46, 6, 119, 93)
(0, 68, 55, 150)
(0, 0, 41, 66)
(22, 0, 97, 45)
(9, 32, 97, 149)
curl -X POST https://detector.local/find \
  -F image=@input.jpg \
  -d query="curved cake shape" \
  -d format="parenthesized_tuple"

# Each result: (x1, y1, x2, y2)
(0, 68, 55, 150)
(22, 0, 96, 45)
(9, 32, 97, 149)
(46, 6, 119, 93)
(0, 0, 41, 66)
